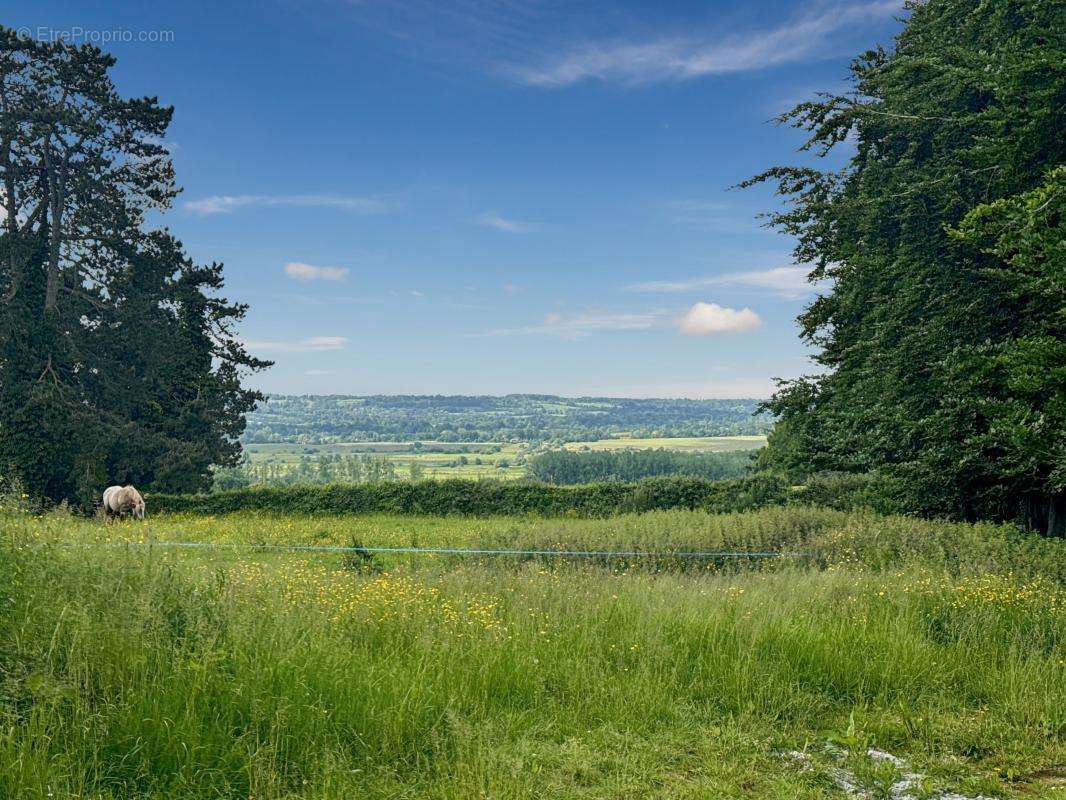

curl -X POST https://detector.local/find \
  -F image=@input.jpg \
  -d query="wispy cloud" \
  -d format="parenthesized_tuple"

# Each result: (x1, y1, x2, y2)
(475, 212, 542, 233)
(340, 0, 552, 73)
(284, 262, 350, 282)
(243, 336, 348, 353)
(664, 200, 768, 233)
(676, 302, 762, 336)
(627, 266, 818, 299)
(667, 200, 727, 223)
(485, 310, 666, 340)
(483, 301, 765, 339)
(506, 1, 900, 87)
(184, 194, 395, 215)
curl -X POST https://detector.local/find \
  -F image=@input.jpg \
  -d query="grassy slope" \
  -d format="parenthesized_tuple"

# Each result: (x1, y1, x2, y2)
(1, 508, 1062, 799)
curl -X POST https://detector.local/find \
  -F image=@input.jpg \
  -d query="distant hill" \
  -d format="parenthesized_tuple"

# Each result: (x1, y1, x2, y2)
(244, 394, 771, 444)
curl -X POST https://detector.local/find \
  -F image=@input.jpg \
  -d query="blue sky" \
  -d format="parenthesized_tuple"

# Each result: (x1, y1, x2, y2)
(16, 0, 905, 397)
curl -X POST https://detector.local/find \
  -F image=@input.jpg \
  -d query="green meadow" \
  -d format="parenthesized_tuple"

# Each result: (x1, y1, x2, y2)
(562, 435, 768, 453)
(1, 506, 1062, 799)
(239, 436, 767, 484)
(2, 3, 1062, 798)
(242, 442, 528, 481)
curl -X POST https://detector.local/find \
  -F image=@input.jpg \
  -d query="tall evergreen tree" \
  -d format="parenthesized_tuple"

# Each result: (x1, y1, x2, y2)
(0, 30, 269, 504)
(745, 0, 1064, 533)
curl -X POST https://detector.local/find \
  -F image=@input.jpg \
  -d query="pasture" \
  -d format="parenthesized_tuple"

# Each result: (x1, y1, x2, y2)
(243, 442, 528, 481)
(563, 435, 768, 452)
(1, 506, 1062, 799)
(240, 436, 767, 485)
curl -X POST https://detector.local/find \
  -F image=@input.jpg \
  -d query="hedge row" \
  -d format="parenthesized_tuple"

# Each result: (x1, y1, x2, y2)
(149, 473, 907, 518)
(787, 472, 907, 516)
(150, 476, 792, 517)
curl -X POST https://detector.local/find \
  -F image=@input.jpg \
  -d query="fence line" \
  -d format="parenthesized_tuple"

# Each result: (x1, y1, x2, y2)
(97, 540, 816, 560)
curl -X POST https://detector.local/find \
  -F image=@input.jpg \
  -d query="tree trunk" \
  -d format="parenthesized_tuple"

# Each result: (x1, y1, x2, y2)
(1049, 494, 1065, 538)
(42, 142, 65, 312)
(44, 192, 62, 312)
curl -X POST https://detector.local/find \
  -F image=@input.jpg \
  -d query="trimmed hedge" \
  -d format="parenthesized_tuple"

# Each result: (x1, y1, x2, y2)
(149, 472, 907, 519)
(150, 476, 790, 518)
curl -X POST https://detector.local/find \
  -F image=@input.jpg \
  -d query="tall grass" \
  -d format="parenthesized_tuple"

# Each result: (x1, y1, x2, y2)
(31, 505, 1066, 580)
(1, 508, 1062, 798)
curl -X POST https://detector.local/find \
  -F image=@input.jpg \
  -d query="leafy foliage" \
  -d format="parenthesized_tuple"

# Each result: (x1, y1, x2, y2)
(946, 166, 1065, 530)
(152, 475, 792, 517)
(214, 453, 401, 489)
(745, 0, 1065, 533)
(528, 448, 754, 484)
(150, 472, 911, 518)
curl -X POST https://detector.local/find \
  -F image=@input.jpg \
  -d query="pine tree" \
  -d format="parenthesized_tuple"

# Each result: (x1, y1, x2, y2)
(0, 30, 270, 504)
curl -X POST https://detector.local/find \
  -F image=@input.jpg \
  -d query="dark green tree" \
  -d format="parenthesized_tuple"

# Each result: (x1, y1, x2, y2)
(0, 30, 269, 504)
(945, 167, 1065, 532)
(745, 0, 1064, 532)
(528, 448, 754, 485)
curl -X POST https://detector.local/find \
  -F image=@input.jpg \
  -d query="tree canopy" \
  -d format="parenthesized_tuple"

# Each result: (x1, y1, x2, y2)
(528, 448, 754, 485)
(746, 0, 1064, 533)
(0, 30, 269, 504)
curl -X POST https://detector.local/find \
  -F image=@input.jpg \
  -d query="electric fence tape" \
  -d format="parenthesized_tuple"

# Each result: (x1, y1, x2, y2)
(99, 540, 817, 560)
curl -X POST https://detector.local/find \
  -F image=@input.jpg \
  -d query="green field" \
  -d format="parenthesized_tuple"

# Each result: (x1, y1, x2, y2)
(246, 442, 510, 456)
(242, 442, 528, 481)
(2, 506, 1063, 799)
(239, 436, 766, 484)
(563, 435, 768, 452)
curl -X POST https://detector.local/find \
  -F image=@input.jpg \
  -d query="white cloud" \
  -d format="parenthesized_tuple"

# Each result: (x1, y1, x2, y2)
(284, 262, 349, 282)
(720, 267, 814, 296)
(627, 266, 817, 299)
(486, 310, 666, 339)
(475, 212, 541, 233)
(243, 336, 348, 352)
(485, 300, 766, 339)
(676, 302, 762, 335)
(184, 194, 394, 215)
(507, 1, 900, 87)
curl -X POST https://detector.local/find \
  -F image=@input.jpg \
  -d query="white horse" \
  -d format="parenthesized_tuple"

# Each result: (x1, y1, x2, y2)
(102, 485, 146, 521)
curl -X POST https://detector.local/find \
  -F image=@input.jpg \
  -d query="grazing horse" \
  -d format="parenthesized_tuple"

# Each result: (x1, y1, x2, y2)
(102, 485, 146, 521)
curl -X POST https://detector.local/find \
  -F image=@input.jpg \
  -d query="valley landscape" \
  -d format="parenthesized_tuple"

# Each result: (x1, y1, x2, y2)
(222, 395, 768, 485)
(2, 389, 1062, 798)
(1, 1, 1062, 798)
